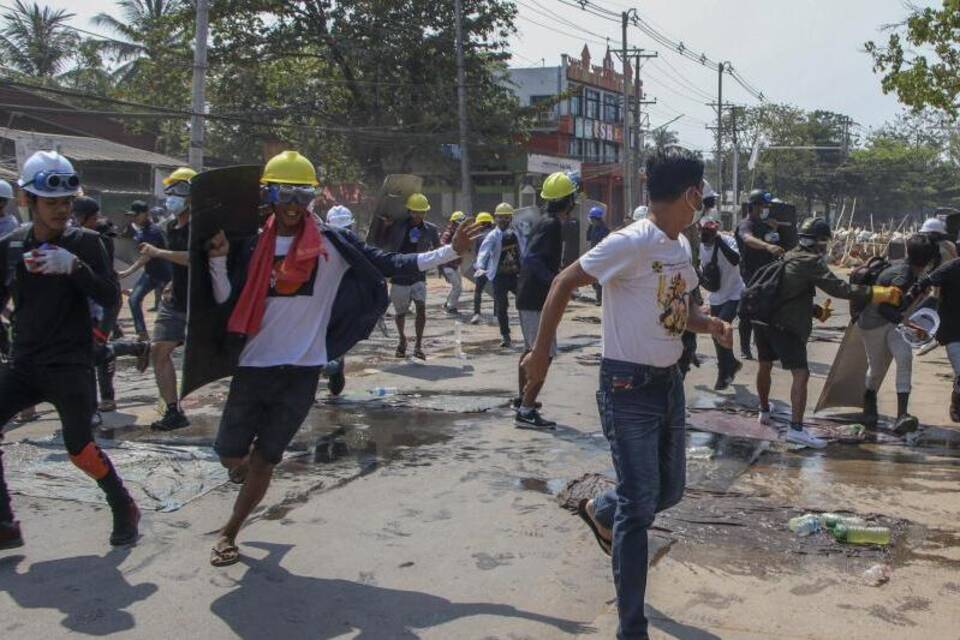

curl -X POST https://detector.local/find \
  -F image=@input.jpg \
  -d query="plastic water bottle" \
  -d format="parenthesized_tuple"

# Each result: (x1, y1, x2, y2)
(832, 523, 891, 545)
(369, 387, 398, 398)
(788, 514, 821, 537)
(819, 513, 866, 530)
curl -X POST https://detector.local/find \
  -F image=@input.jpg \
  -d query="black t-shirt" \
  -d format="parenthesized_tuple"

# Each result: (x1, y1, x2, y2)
(517, 215, 563, 311)
(924, 258, 960, 344)
(736, 217, 776, 277)
(165, 219, 190, 312)
(498, 229, 521, 276)
(391, 222, 427, 286)
(0, 225, 119, 365)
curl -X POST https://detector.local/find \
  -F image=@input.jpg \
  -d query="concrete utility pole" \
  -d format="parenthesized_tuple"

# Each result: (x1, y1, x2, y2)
(731, 106, 740, 207)
(715, 61, 725, 205)
(188, 0, 209, 171)
(454, 0, 473, 215)
(621, 11, 631, 221)
(632, 52, 657, 207)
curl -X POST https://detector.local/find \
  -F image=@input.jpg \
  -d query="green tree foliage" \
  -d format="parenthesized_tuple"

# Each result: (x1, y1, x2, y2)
(0, 0, 78, 79)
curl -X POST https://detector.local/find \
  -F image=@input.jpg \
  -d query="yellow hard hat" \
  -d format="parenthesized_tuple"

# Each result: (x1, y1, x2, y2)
(163, 167, 197, 186)
(494, 202, 514, 216)
(406, 193, 430, 212)
(540, 171, 577, 201)
(261, 150, 319, 186)
(475, 212, 494, 225)
(450, 210, 466, 222)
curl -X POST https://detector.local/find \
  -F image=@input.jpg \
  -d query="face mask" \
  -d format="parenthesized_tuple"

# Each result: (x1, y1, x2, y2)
(685, 188, 705, 228)
(760, 208, 771, 221)
(18, 205, 30, 221)
(166, 196, 187, 216)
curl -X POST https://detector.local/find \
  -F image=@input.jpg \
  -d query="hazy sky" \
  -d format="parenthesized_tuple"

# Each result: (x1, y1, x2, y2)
(32, 0, 935, 153)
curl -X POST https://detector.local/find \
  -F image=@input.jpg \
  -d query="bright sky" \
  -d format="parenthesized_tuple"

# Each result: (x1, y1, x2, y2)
(28, 0, 936, 154)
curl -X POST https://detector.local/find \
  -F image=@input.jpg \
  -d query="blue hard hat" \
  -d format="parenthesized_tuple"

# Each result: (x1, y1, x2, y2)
(588, 206, 604, 219)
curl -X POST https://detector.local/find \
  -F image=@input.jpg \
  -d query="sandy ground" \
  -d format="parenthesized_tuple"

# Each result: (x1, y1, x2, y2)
(1, 277, 958, 639)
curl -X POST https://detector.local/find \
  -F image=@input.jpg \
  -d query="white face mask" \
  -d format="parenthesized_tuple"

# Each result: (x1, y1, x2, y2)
(18, 205, 30, 221)
(165, 196, 187, 216)
(685, 188, 705, 228)
(760, 208, 771, 221)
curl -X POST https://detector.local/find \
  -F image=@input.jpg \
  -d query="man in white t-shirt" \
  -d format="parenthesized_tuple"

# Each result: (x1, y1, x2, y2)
(202, 151, 478, 567)
(698, 218, 745, 390)
(521, 148, 732, 640)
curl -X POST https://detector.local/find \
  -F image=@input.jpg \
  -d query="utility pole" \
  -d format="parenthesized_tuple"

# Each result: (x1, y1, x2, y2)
(731, 106, 740, 208)
(188, 0, 209, 171)
(621, 11, 631, 222)
(632, 52, 657, 207)
(715, 61, 725, 205)
(455, 0, 473, 214)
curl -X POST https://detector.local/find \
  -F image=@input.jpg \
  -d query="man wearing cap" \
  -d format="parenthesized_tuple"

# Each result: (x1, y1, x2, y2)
(476, 203, 526, 348)
(469, 212, 495, 323)
(379, 193, 440, 360)
(0, 151, 140, 549)
(0, 179, 19, 238)
(118, 200, 171, 341)
(919, 216, 958, 265)
(439, 211, 466, 315)
(735, 189, 784, 360)
(699, 217, 744, 390)
(586, 206, 609, 305)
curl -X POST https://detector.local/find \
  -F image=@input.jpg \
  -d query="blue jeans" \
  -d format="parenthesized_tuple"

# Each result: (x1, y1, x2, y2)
(129, 273, 166, 335)
(710, 299, 740, 377)
(592, 358, 686, 640)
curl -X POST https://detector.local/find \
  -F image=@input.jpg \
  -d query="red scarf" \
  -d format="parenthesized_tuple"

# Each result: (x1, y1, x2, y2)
(227, 214, 327, 336)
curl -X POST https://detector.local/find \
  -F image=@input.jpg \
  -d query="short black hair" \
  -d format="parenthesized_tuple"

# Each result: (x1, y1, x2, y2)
(645, 147, 704, 203)
(906, 233, 939, 269)
(71, 195, 100, 220)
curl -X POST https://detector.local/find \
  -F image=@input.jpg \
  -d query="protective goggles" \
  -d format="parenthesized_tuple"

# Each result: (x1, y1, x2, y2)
(27, 171, 80, 193)
(163, 181, 192, 197)
(262, 184, 317, 206)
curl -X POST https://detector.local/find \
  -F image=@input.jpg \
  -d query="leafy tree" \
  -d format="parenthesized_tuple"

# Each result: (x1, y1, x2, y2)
(0, 0, 78, 79)
(649, 127, 678, 152)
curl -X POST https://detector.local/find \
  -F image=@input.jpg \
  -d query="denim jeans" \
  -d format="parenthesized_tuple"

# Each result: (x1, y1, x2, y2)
(711, 299, 740, 377)
(592, 358, 686, 640)
(473, 274, 489, 316)
(493, 273, 518, 339)
(129, 273, 167, 335)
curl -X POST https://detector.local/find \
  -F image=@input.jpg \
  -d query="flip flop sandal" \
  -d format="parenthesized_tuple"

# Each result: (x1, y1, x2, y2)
(577, 499, 612, 557)
(210, 539, 240, 567)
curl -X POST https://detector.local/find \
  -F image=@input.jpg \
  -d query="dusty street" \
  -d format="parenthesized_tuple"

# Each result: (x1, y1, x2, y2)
(1, 280, 958, 639)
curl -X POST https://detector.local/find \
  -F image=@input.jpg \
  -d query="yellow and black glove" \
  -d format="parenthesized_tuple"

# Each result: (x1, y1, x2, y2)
(813, 298, 833, 322)
(871, 285, 902, 307)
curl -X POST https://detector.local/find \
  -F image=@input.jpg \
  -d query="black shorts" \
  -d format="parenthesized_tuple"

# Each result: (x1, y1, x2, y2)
(755, 325, 808, 371)
(214, 365, 321, 465)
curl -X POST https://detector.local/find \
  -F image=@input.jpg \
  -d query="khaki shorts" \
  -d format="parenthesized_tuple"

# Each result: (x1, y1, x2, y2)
(390, 281, 427, 315)
(519, 309, 557, 357)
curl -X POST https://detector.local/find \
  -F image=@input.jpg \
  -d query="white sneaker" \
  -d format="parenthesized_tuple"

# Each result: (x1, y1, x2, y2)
(469, 314, 481, 325)
(758, 409, 772, 426)
(786, 427, 827, 449)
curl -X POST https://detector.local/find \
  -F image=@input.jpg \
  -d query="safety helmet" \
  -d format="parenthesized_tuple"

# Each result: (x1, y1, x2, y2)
(325, 205, 354, 229)
(920, 217, 947, 235)
(588, 206, 604, 219)
(540, 171, 577, 201)
(632, 205, 648, 221)
(494, 202, 514, 217)
(700, 218, 720, 232)
(475, 212, 494, 225)
(18, 151, 81, 198)
(0, 178, 13, 199)
(799, 217, 832, 241)
(450, 210, 465, 222)
(162, 166, 197, 187)
(261, 151, 319, 186)
(747, 189, 772, 206)
(405, 192, 430, 212)
(71, 195, 100, 221)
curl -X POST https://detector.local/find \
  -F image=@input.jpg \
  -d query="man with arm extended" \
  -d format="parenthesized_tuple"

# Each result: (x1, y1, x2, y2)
(522, 148, 732, 640)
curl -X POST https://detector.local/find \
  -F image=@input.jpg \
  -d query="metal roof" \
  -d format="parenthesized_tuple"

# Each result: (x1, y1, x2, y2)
(0, 128, 183, 167)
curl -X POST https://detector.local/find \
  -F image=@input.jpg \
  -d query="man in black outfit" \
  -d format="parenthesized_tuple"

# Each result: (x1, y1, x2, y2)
(0, 151, 139, 550)
(735, 189, 784, 359)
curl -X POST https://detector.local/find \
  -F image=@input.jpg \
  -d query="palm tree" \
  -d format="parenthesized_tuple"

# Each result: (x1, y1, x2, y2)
(0, 0, 78, 78)
(91, 0, 188, 83)
(651, 128, 680, 152)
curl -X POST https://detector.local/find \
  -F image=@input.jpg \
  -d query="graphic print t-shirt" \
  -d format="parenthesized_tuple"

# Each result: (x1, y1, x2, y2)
(498, 229, 521, 276)
(392, 223, 427, 286)
(238, 235, 350, 367)
(580, 219, 697, 368)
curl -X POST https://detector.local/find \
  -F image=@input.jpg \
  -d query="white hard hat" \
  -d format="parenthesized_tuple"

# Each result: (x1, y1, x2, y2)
(326, 204, 354, 229)
(898, 307, 940, 348)
(0, 179, 13, 199)
(632, 205, 649, 221)
(920, 217, 947, 235)
(702, 179, 717, 200)
(18, 151, 80, 198)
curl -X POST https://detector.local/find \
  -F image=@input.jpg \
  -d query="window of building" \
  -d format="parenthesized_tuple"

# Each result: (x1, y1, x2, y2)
(568, 138, 582, 158)
(569, 91, 582, 117)
(585, 89, 600, 120)
(604, 142, 619, 163)
(603, 93, 620, 123)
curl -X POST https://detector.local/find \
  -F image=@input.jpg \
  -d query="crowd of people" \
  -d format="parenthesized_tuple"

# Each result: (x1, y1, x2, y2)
(1, 144, 958, 640)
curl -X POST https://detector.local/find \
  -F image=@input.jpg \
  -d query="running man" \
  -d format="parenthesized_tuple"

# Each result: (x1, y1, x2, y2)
(476, 203, 525, 348)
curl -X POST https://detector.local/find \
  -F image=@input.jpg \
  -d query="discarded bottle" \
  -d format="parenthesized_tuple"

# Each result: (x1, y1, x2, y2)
(819, 513, 866, 530)
(369, 387, 398, 398)
(832, 523, 891, 545)
(788, 514, 821, 537)
(862, 564, 892, 587)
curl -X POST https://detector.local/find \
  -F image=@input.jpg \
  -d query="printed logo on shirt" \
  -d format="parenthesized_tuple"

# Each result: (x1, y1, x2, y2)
(409, 227, 421, 244)
(269, 256, 317, 297)
(652, 261, 663, 273)
(657, 272, 689, 336)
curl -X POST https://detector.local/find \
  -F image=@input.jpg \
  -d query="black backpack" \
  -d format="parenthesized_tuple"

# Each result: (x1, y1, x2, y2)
(737, 259, 787, 325)
(848, 256, 889, 319)
(700, 243, 722, 292)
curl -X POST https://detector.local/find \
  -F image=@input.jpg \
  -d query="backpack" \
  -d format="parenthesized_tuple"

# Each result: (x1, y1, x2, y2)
(848, 256, 889, 319)
(700, 243, 722, 292)
(737, 259, 787, 325)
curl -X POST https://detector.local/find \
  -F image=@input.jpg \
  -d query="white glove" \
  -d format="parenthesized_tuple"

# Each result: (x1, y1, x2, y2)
(25, 246, 78, 275)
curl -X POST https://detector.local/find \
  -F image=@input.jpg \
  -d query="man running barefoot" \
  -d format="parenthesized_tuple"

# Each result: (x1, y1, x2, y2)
(204, 151, 479, 566)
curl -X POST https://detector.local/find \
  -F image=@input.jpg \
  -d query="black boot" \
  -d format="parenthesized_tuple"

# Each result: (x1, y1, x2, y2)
(893, 392, 919, 435)
(862, 389, 878, 427)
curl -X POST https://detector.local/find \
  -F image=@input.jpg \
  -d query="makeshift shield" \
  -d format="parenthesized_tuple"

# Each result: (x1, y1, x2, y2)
(815, 322, 890, 413)
(366, 174, 423, 249)
(181, 165, 262, 399)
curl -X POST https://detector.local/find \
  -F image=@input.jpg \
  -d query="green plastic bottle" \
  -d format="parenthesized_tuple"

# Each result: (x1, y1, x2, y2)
(832, 523, 891, 545)
(819, 513, 866, 530)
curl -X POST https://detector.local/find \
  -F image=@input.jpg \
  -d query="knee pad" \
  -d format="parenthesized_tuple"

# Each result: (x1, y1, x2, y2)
(70, 442, 111, 480)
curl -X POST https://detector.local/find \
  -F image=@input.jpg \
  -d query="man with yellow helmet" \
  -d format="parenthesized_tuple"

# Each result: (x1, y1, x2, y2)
(475, 202, 526, 348)
(202, 151, 480, 565)
(439, 211, 467, 314)
(469, 212, 496, 322)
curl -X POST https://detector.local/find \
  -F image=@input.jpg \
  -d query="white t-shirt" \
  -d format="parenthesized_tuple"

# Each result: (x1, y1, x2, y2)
(580, 219, 698, 368)
(239, 235, 350, 367)
(699, 234, 745, 306)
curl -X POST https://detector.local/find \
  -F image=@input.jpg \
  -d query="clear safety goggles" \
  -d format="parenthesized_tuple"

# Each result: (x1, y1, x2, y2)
(262, 184, 317, 206)
(27, 170, 80, 193)
(163, 181, 192, 197)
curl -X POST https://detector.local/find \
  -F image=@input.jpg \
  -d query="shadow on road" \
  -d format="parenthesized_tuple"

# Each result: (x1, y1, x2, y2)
(210, 541, 591, 639)
(648, 605, 722, 640)
(0, 547, 158, 636)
